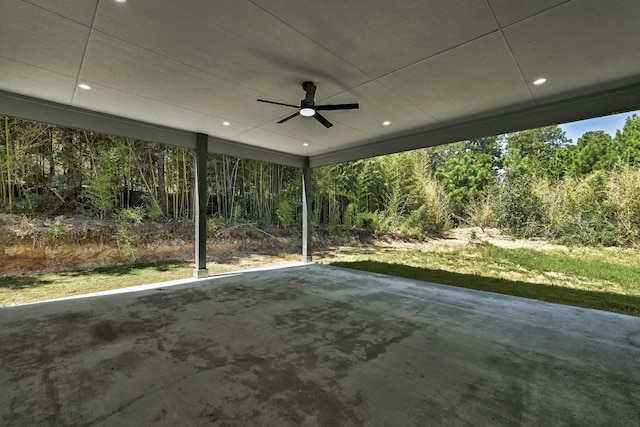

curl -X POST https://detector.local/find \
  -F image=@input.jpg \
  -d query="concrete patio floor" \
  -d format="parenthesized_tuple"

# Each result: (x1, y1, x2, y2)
(1, 263, 639, 426)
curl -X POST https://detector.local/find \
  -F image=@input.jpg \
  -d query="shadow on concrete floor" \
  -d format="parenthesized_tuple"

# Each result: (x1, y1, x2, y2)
(329, 260, 640, 316)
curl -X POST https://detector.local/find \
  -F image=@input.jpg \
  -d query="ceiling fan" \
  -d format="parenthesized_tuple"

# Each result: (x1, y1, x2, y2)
(257, 82, 359, 128)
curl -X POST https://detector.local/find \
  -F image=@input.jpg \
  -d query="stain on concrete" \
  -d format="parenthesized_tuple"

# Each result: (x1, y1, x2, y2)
(40, 345, 62, 425)
(134, 288, 211, 311)
(216, 277, 307, 303)
(154, 407, 168, 422)
(167, 334, 223, 366)
(200, 405, 225, 423)
(94, 321, 118, 341)
(233, 357, 364, 426)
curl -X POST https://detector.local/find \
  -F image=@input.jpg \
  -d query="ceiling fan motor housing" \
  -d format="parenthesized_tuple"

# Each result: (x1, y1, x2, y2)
(302, 81, 316, 107)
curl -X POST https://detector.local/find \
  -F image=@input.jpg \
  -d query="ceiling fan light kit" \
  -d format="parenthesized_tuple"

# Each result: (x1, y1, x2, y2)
(257, 82, 359, 128)
(300, 107, 315, 117)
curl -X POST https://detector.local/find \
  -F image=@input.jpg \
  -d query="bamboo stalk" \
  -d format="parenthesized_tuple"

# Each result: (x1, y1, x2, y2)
(5, 116, 12, 212)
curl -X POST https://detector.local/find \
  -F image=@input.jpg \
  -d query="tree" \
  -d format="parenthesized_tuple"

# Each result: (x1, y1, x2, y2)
(616, 114, 640, 165)
(504, 126, 569, 179)
(434, 137, 501, 216)
(354, 157, 386, 213)
(86, 149, 120, 219)
(3, 116, 11, 211)
(571, 131, 617, 176)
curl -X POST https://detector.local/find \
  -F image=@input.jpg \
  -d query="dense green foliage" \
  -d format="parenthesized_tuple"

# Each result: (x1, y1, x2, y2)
(1, 114, 640, 246)
(571, 131, 617, 176)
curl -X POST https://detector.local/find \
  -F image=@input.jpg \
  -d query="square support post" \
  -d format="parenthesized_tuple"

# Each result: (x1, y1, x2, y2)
(301, 157, 313, 263)
(194, 133, 209, 278)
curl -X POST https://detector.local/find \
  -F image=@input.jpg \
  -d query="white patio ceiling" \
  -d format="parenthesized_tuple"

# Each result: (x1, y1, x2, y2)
(1, 0, 640, 167)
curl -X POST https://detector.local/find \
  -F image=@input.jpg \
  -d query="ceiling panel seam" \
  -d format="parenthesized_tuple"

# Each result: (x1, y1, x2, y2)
(22, 1, 93, 27)
(323, 118, 376, 137)
(0, 55, 75, 79)
(372, 28, 501, 82)
(484, 1, 537, 106)
(374, 78, 443, 126)
(230, 126, 331, 150)
(80, 83, 252, 136)
(87, 28, 276, 106)
(498, 0, 573, 28)
(77, 30, 266, 130)
(373, 29, 508, 122)
(314, 81, 370, 105)
(71, 1, 100, 105)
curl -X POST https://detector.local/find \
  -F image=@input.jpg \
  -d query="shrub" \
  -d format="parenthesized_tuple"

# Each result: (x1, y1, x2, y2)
(207, 215, 225, 233)
(343, 202, 358, 230)
(327, 210, 340, 234)
(47, 223, 66, 240)
(536, 171, 625, 246)
(467, 187, 500, 229)
(116, 207, 144, 261)
(86, 150, 119, 219)
(354, 211, 379, 231)
(559, 172, 619, 246)
(275, 198, 295, 228)
(146, 199, 163, 221)
(14, 193, 46, 214)
(606, 165, 640, 245)
(410, 167, 451, 234)
(401, 205, 430, 237)
(497, 174, 545, 238)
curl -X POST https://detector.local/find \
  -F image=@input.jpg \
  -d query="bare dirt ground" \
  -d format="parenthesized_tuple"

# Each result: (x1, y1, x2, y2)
(375, 227, 568, 251)
(0, 213, 569, 276)
(314, 226, 572, 260)
(0, 213, 303, 276)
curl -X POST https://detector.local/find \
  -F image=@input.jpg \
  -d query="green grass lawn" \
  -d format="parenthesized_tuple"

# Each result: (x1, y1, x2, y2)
(0, 261, 228, 307)
(321, 243, 640, 317)
(2, 243, 639, 316)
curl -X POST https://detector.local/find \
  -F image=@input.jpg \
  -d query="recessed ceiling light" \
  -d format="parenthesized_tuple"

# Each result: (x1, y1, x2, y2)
(114, 0, 127, 3)
(222, 121, 230, 126)
(303, 143, 309, 147)
(78, 84, 91, 90)
(383, 121, 391, 126)
(533, 78, 547, 86)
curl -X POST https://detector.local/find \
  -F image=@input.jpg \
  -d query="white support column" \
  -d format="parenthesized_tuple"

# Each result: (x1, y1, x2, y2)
(194, 133, 209, 278)
(301, 157, 312, 263)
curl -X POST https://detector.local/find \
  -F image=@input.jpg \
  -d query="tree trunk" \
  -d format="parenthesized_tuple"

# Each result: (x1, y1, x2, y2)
(156, 146, 167, 214)
(5, 116, 12, 212)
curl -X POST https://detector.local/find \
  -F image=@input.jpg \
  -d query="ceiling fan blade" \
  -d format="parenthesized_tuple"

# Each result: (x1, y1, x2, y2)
(313, 112, 333, 128)
(277, 111, 300, 124)
(315, 103, 359, 111)
(257, 99, 299, 108)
